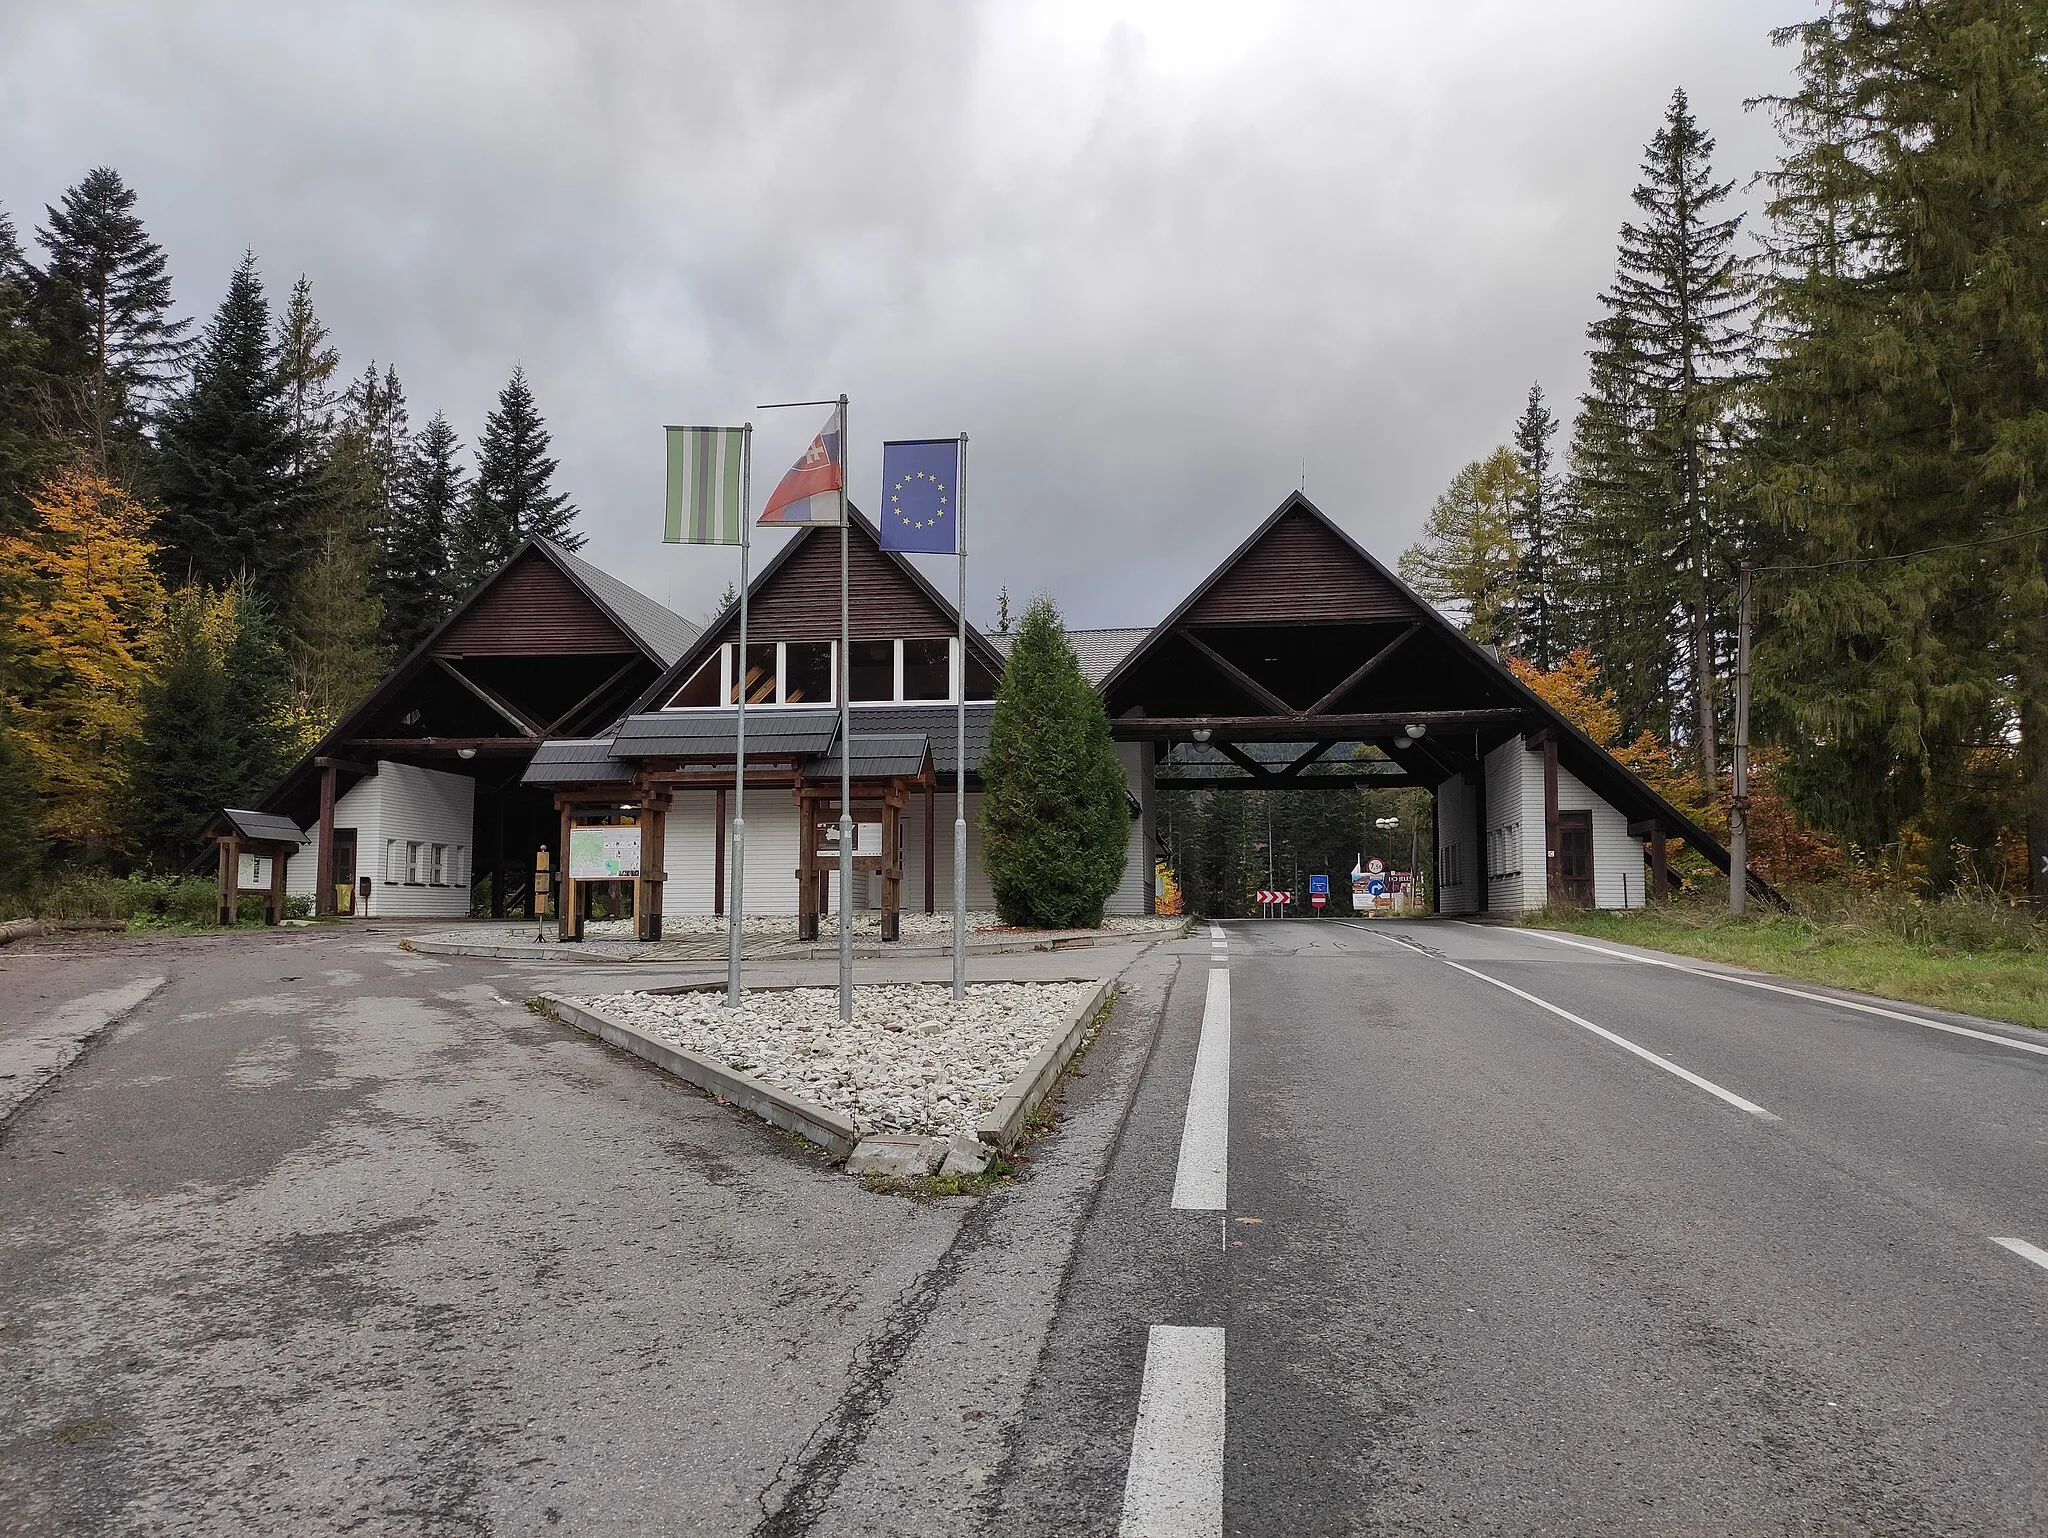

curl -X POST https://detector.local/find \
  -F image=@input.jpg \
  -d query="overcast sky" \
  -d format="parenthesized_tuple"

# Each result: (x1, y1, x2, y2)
(3, 1, 1801, 630)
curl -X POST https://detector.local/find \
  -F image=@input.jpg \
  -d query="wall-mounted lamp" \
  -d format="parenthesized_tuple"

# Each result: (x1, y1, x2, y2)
(1405, 723, 1427, 739)
(457, 747, 477, 760)
(1192, 725, 1212, 744)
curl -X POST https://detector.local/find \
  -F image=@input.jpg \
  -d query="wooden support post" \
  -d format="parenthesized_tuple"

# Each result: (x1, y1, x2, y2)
(796, 789, 820, 942)
(922, 780, 935, 916)
(881, 792, 902, 943)
(268, 842, 287, 925)
(315, 764, 337, 917)
(218, 836, 239, 926)
(1651, 826, 1669, 904)
(1542, 735, 1562, 906)
(714, 786, 727, 918)
(636, 794, 667, 943)
(557, 802, 576, 942)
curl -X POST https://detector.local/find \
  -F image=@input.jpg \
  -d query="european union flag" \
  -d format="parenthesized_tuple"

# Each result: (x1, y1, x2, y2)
(879, 437, 961, 554)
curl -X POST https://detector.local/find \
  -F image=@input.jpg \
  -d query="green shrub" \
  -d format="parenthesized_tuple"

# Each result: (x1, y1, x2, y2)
(980, 597, 1132, 928)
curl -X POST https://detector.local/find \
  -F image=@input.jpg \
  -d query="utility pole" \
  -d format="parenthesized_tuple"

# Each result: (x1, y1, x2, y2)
(1730, 561, 1752, 916)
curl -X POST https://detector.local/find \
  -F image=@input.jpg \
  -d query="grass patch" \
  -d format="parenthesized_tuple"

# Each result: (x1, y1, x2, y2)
(1524, 888, 2048, 1030)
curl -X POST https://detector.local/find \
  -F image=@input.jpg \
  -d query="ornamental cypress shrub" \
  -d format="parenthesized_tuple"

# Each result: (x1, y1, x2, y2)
(980, 596, 1131, 927)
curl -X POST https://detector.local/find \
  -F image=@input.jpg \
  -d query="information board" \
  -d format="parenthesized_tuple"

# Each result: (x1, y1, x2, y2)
(569, 826, 640, 880)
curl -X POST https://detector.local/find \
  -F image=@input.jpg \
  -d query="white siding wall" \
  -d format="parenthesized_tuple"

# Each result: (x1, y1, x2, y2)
(1107, 742, 1148, 917)
(1483, 738, 1533, 912)
(660, 790, 722, 916)
(363, 763, 476, 918)
(1435, 773, 1478, 915)
(1557, 764, 1645, 910)
(900, 790, 995, 913)
(283, 763, 474, 917)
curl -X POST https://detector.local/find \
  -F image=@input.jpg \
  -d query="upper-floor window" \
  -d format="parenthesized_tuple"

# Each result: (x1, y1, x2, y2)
(664, 638, 980, 709)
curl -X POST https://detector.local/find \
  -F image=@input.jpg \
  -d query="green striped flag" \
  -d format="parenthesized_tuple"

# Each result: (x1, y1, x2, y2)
(665, 425, 747, 544)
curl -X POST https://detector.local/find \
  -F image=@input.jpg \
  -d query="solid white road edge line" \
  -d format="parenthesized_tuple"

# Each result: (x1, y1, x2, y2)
(1512, 927, 2048, 1059)
(1992, 1236, 2048, 1273)
(1171, 966, 1231, 1210)
(1118, 1324, 1225, 1538)
(1432, 956, 1779, 1120)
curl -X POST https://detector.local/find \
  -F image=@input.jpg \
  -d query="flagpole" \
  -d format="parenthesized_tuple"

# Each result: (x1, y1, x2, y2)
(837, 394, 853, 1022)
(953, 433, 968, 1003)
(727, 424, 751, 1007)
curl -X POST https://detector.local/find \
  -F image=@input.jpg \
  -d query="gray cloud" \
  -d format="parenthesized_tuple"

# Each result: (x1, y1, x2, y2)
(2, 0, 1798, 628)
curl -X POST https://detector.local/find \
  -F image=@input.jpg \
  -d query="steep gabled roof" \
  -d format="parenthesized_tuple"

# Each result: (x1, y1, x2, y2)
(1100, 492, 1769, 899)
(257, 538, 695, 821)
(629, 505, 1006, 713)
(543, 539, 699, 665)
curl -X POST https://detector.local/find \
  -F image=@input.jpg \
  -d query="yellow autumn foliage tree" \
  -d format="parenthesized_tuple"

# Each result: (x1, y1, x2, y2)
(1, 469, 165, 847)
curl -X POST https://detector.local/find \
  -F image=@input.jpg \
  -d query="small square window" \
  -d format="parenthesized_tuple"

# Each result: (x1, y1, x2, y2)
(784, 642, 832, 704)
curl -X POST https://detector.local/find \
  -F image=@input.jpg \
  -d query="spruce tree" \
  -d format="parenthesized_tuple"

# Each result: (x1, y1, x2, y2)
(128, 586, 241, 866)
(380, 409, 461, 650)
(1397, 447, 1523, 648)
(1755, 1, 2048, 897)
(33, 167, 190, 473)
(154, 254, 305, 602)
(1508, 384, 1562, 667)
(459, 365, 581, 586)
(980, 597, 1132, 927)
(1561, 89, 1753, 790)
(275, 275, 341, 477)
(0, 209, 58, 535)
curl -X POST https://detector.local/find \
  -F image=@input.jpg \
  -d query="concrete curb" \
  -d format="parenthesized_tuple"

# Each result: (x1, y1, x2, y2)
(978, 979, 1116, 1153)
(0, 976, 167, 1131)
(537, 993, 861, 1159)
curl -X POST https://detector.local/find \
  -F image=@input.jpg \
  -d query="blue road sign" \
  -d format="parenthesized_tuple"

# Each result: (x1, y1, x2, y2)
(1309, 874, 1329, 896)
(1367, 878, 1386, 897)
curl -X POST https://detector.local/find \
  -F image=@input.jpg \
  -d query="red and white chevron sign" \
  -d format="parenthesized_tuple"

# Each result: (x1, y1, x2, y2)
(1255, 889, 1292, 905)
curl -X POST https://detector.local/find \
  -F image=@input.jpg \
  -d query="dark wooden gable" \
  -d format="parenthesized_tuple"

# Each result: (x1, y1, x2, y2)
(435, 547, 641, 657)
(1182, 505, 1421, 627)
(638, 509, 1008, 711)
(705, 517, 957, 647)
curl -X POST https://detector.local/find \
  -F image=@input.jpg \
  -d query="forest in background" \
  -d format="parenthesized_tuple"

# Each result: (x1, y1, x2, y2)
(0, 167, 587, 888)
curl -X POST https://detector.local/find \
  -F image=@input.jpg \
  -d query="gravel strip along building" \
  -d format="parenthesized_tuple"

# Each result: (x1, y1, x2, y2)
(221, 492, 1759, 930)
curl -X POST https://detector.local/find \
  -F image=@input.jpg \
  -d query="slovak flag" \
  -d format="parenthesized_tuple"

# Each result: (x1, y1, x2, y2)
(758, 405, 845, 526)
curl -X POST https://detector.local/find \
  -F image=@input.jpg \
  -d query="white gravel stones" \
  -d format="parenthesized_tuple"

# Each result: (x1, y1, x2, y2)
(569, 981, 1099, 1141)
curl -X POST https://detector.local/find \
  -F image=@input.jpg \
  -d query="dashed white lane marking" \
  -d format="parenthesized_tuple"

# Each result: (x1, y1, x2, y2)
(1992, 1236, 2048, 1274)
(1118, 1325, 1225, 1538)
(1512, 927, 2048, 1059)
(1208, 923, 1226, 940)
(1350, 924, 1776, 1120)
(1172, 966, 1231, 1209)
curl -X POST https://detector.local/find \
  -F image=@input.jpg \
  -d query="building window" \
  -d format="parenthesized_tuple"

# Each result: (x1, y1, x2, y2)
(431, 844, 449, 885)
(848, 640, 893, 702)
(783, 641, 832, 704)
(1488, 824, 1522, 880)
(902, 638, 951, 701)
(1439, 841, 1461, 888)
(668, 652, 722, 708)
(405, 842, 424, 885)
(730, 642, 776, 705)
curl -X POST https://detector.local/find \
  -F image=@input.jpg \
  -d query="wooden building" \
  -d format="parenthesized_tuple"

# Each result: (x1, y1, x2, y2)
(230, 489, 1763, 926)
(249, 537, 698, 919)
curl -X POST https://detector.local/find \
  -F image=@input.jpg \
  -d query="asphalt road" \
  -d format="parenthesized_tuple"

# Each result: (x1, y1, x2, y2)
(992, 917, 2047, 1536)
(0, 923, 1166, 1537)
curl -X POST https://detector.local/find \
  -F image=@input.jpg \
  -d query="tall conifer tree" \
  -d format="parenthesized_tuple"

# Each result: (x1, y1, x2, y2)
(33, 167, 190, 474)
(275, 275, 341, 477)
(154, 254, 305, 602)
(458, 365, 581, 587)
(1561, 90, 1753, 788)
(1508, 384, 1561, 667)
(1398, 447, 1524, 648)
(0, 209, 58, 535)
(1755, 0, 2048, 897)
(380, 410, 462, 653)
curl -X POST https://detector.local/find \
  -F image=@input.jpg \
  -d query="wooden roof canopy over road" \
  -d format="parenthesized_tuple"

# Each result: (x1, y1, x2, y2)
(1099, 493, 1763, 896)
